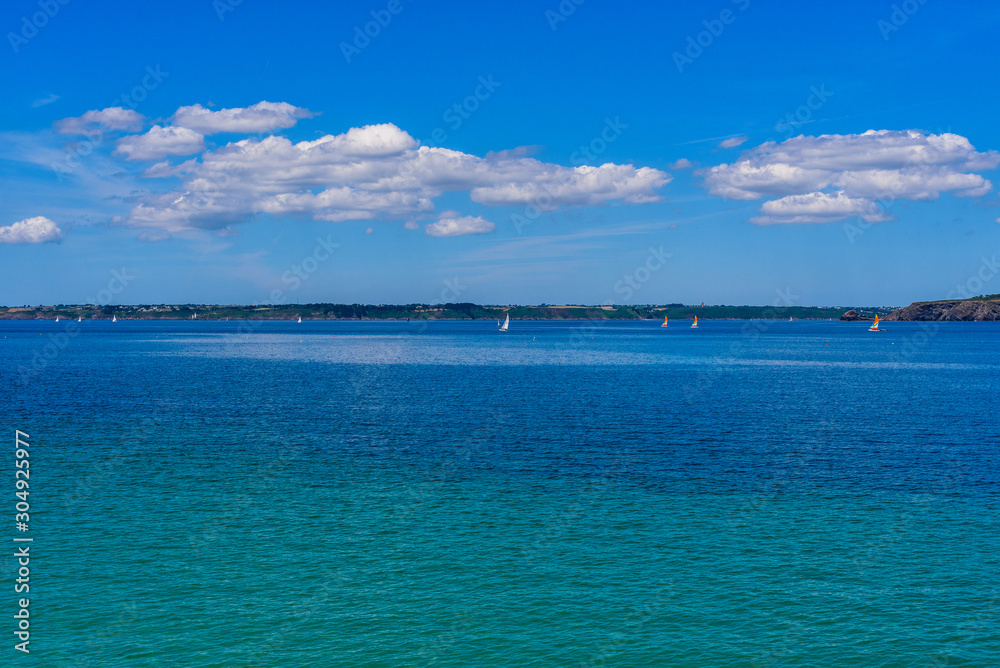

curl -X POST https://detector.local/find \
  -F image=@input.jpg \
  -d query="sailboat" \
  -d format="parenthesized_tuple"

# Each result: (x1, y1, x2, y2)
(499, 313, 509, 332)
(691, 316, 698, 329)
(788, 316, 793, 322)
(660, 316, 668, 328)
(297, 316, 302, 323)
(869, 315, 884, 332)
(112, 315, 117, 322)
(55, 316, 59, 322)
(77, 316, 81, 322)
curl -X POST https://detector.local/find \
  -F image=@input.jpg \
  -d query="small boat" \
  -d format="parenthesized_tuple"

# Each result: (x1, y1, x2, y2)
(660, 316, 668, 328)
(869, 315, 885, 332)
(55, 316, 59, 322)
(499, 313, 509, 332)
(691, 316, 698, 329)
(297, 316, 302, 323)
(789, 316, 793, 322)
(77, 317, 81, 322)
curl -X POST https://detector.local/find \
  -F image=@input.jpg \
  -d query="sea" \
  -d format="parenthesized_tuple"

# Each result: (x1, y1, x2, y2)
(2, 319, 998, 667)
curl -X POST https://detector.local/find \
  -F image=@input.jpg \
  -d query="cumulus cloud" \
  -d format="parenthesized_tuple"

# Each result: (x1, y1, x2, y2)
(125, 122, 669, 233)
(750, 191, 892, 225)
(701, 130, 1000, 224)
(56, 107, 144, 135)
(0, 216, 63, 244)
(115, 125, 206, 161)
(668, 158, 693, 169)
(171, 101, 315, 134)
(718, 136, 748, 149)
(425, 215, 496, 237)
(470, 163, 668, 208)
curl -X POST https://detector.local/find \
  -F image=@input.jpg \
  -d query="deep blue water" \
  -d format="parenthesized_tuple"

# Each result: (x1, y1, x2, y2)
(1, 319, 998, 666)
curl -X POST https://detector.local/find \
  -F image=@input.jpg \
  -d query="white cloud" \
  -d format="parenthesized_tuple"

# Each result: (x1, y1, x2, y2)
(470, 163, 668, 208)
(171, 101, 315, 134)
(0, 216, 63, 244)
(32, 93, 60, 108)
(126, 122, 669, 233)
(668, 158, 693, 169)
(425, 215, 496, 237)
(750, 191, 892, 225)
(115, 125, 206, 161)
(56, 107, 144, 135)
(701, 130, 1000, 224)
(718, 136, 748, 149)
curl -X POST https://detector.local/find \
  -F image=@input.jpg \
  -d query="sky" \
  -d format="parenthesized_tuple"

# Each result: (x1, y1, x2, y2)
(2, 0, 1000, 308)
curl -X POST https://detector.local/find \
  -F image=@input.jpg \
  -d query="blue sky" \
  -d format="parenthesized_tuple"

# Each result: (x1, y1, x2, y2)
(2, 0, 1000, 307)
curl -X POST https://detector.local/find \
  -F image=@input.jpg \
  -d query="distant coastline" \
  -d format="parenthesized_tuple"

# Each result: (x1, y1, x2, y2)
(1, 303, 896, 321)
(885, 295, 1000, 321)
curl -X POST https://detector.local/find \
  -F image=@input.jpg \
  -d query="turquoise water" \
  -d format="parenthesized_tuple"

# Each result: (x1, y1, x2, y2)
(2, 320, 998, 666)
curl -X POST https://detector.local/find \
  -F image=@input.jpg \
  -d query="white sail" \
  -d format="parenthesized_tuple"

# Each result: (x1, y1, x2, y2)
(112, 315, 117, 322)
(55, 316, 59, 322)
(297, 316, 302, 323)
(500, 313, 509, 332)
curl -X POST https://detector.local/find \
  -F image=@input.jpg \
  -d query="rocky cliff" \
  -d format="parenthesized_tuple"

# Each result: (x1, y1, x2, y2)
(885, 299, 1000, 321)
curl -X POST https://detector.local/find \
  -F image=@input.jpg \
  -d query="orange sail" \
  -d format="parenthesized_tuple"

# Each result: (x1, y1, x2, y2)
(661, 315, 668, 327)
(691, 316, 698, 329)
(869, 315, 879, 331)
